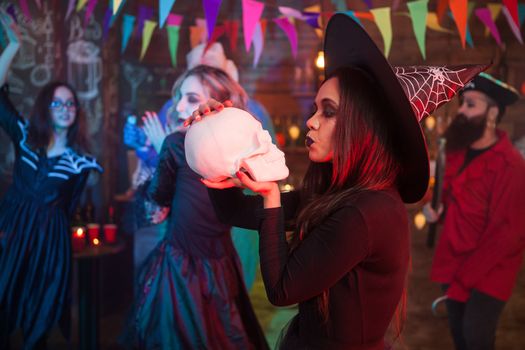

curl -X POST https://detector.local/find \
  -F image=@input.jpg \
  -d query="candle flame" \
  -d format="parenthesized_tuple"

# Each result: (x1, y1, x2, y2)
(76, 228, 84, 237)
(92, 238, 100, 246)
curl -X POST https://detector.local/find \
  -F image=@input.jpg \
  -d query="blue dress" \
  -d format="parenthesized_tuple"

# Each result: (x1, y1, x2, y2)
(0, 86, 102, 349)
(121, 132, 268, 350)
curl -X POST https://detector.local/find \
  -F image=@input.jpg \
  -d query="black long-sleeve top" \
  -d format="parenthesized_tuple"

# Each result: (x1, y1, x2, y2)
(208, 187, 410, 349)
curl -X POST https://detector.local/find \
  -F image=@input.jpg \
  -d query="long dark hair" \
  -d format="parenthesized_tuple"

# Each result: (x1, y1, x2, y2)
(27, 81, 87, 153)
(293, 67, 401, 321)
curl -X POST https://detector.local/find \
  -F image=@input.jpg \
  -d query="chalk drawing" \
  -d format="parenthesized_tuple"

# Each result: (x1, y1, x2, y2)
(123, 62, 148, 107)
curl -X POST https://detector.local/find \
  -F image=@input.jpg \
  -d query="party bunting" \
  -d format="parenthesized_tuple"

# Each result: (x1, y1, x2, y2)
(436, 0, 448, 23)
(279, 6, 305, 20)
(343, 11, 363, 27)
(303, 12, 321, 29)
(407, 0, 429, 60)
(427, 12, 454, 33)
(121, 14, 135, 53)
(242, 0, 264, 52)
(136, 5, 154, 40)
(140, 20, 157, 60)
(203, 0, 222, 40)
(370, 7, 392, 57)
(190, 23, 206, 48)
(166, 24, 180, 66)
(502, 0, 520, 27)
(76, 0, 88, 12)
(159, 0, 176, 28)
(110, 0, 126, 26)
(519, 3, 525, 25)
(502, 6, 523, 44)
(19, 0, 31, 20)
(223, 20, 240, 52)
(252, 21, 264, 67)
(113, 0, 124, 15)
(205, 25, 227, 50)
(485, 3, 501, 37)
(449, 0, 468, 48)
(274, 17, 298, 58)
(84, 0, 98, 26)
(102, 7, 112, 39)
(167, 13, 183, 26)
(475, 8, 502, 47)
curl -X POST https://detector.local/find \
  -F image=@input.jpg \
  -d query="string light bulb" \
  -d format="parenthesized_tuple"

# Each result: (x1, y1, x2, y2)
(315, 51, 324, 69)
(414, 211, 426, 230)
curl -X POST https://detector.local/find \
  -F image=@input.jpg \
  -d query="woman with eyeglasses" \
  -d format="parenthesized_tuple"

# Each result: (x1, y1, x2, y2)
(0, 14, 102, 349)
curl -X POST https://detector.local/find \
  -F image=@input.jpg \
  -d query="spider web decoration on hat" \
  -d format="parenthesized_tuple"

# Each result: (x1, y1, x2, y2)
(395, 66, 486, 122)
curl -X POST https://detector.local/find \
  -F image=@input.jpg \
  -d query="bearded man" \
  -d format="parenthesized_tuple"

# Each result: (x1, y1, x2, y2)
(424, 73, 525, 350)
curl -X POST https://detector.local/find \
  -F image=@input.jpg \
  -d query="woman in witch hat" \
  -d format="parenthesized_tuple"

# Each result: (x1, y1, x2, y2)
(188, 14, 487, 350)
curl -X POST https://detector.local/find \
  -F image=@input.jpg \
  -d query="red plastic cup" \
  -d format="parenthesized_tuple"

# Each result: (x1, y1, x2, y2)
(87, 223, 100, 244)
(103, 224, 117, 244)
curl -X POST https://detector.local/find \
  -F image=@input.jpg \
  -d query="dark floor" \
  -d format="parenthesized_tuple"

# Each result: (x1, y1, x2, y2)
(9, 224, 525, 349)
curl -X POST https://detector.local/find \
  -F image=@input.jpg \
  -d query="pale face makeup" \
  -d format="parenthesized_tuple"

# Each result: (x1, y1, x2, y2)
(305, 77, 339, 162)
(49, 86, 77, 131)
(175, 75, 209, 123)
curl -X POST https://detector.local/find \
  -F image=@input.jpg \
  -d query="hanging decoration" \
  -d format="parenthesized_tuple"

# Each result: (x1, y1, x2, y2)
(242, 0, 264, 53)
(140, 20, 157, 60)
(159, 0, 176, 28)
(407, 0, 429, 60)
(370, 7, 393, 57)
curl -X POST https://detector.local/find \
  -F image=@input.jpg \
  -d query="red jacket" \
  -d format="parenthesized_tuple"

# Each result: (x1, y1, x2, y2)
(431, 131, 525, 302)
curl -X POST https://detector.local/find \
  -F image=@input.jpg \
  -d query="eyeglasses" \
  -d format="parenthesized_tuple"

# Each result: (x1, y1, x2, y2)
(49, 100, 77, 110)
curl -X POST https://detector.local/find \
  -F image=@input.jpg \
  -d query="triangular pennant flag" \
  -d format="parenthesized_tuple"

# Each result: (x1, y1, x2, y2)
(203, 0, 222, 40)
(159, 0, 177, 29)
(363, 0, 373, 9)
(223, 20, 240, 52)
(166, 25, 181, 67)
(502, 0, 520, 27)
(19, 0, 31, 20)
(303, 12, 321, 28)
(279, 6, 304, 20)
(65, 0, 76, 19)
(519, 3, 525, 26)
(427, 12, 454, 33)
(370, 7, 392, 57)
(343, 11, 362, 27)
(113, 0, 124, 15)
(274, 17, 298, 58)
(502, 5, 523, 43)
(407, 0, 429, 60)
(475, 8, 502, 46)
(436, 0, 448, 23)
(205, 25, 226, 50)
(485, 3, 502, 37)
(465, 2, 475, 47)
(121, 14, 135, 53)
(136, 5, 154, 40)
(110, 0, 126, 26)
(102, 7, 112, 40)
(140, 20, 157, 60)
(354, 11, 375, 22)
(252, 21, 264, 67)
(242, 0, 265, 52)
(84, 0, 98, 26)
(190, 25, 206, 48)
(76, 0, 88, 12)
(449, 0, 468, 48)
(167, 13, 183, 26)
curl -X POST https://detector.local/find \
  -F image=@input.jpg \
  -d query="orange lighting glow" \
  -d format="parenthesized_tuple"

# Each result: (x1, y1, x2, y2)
(92, 238, 100, 246)
(76, 228, 84, 237)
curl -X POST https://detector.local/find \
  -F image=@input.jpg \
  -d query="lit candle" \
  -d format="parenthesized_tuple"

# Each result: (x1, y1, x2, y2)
(72, 227, 86, 252)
